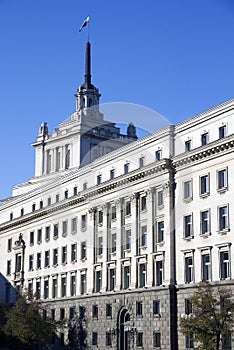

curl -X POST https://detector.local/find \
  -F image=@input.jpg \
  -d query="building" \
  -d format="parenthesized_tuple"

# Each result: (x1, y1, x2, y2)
(0, 41, 234, 350)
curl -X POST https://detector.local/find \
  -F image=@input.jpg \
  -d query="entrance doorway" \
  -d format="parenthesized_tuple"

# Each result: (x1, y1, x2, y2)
(118, 308, 131, 350)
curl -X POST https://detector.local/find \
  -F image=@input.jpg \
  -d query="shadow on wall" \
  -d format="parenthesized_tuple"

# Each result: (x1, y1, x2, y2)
(0, 273, 16, 305)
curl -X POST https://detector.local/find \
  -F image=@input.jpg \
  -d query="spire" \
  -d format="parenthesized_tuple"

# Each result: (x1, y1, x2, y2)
(84, 41, 91, 87)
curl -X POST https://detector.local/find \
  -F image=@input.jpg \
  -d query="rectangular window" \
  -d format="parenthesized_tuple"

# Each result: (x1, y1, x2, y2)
(123, 265, 130, 289)
(44, 280, 49, 299)
(69, 307, 75, 320)
(36, 280, 41, 300)
(201, 210, 210, 235)
(29, 255, 33, 271)
(97, 174, 102, 185)
(53, 224, 59, 238)
(124, 163, 129, 174)
(71, 244, 77, 262)
(141, 225, 147, 246)
(71, 218, 77, 233)
(32, 203, 36, 212)
(156, 260, 163, 286)
(37, 252, 41, 269)
(185, 256, 193, 283)
(53, 248, 58, 265)
(64, 190, 68, 199)
(111, 233, 117, 253)
(45, 226, 50, 241)
(157, 190, 164, 206)
(92, 304, 98, 319)
(108, 268, 115, 291)
(79, 306, 85, 319)
(141, 196, 147, 211)
(62, 246, 67, 264)
(60, 308, 65, 320)
(39, 200, 43, 209)
(136, 301, 143, 316)
(7, 238, 12, 252)
(184, 215, 193, 238)
(30, 231, 34, 245)
(202, 254, 211, 281)
(110, 169, 115, 179)
(83, 182, 87, 190)
(81, 214, 87, 230)
(218, 169, 227, 190)
(125, 229, 131, 250)
(139, 156, 145, 168)
(185, 140, 191, 152)
(200, 175, 209, 195)
(219, 206, 229, 231)
(125, 201, 131, 216)
(61, 276, 66, 297)
(139, 263, 146, 288)
(153, 331, 161, 348)
(201, 132, 209, 146)
(92, 332, 98, 346)
(185, 335, 194, 349)
(70, 275, 76, 296)
(95, 270, 102, 292)
(80, 272, 86, 295)
(62, 220, 67, 236)
(98, 237, 103, 256)
(185, 298, 192, 315)
(184, 180, 192, 200)
(106, 332, 112, 346)
(136, 332, 143, 347)
(52, 278, 57, 298)
(157, 221, 164, 243)
(153, 300, 160, 316)
(7, 260, 11, 275)
(73, 186, 77, 196)
(219, 125, 227, 139)
(106, 304, 112, 318)
(44, 250, 50, 268)
(220, 251, 230, 279)
(98, 210, 103, 224)
(155, 149, 162, 161)
(51, 309, 55, 320)
(56, 194, 60, 203)
(37, 229, 42, 243)
(47, 197, 51, 206)
(10, 212, 13, 221)
(81, 241, 86, 260)
(111, 205, 116, 220)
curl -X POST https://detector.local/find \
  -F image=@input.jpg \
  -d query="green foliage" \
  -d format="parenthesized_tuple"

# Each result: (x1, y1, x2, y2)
(3, 295, 62, 348)
(180, 282, 234, 350)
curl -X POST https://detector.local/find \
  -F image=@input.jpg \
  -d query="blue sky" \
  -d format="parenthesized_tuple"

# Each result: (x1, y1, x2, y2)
(0, 0, 234, 200)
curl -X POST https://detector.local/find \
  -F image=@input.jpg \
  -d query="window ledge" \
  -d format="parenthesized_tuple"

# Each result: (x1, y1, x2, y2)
(158, 205, 164, 210)
(183, 198, 193, 203)
(157, 241, 165, 247)
(183, 236, 194, 241)
(217, 228, 230, 235)
(199, 192, 210, 198)
(45, 238, 50, 242)
(53, 236, 58, 240)
(153, 314, 161, 318)
(81, 228, 87, 232)
(62, 233, 67, 238)
(199, 232, 211, 238)
(217, 187, 228, 194)
(81, 258, 87, 262)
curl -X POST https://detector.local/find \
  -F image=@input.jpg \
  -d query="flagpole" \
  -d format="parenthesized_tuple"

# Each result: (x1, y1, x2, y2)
(88, 19, 90, 42)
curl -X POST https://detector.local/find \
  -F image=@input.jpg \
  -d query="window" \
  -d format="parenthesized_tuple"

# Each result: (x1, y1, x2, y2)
(37, 229, 42, 243)
(79, 306, 85, 319)
(136, 301, 143, 316)
(106, 304, 112, 318)
(185, 140, 191, 152)
(155, 150, 162, 161)
(201, 210, 210, 235)
(201, 132, 209, 146)
(81, 214, 87, 230)
(98, 237, 103, 256)
(110, 169, 115, 179)
(141, 196, 147, 211)
(81, 241, 86, 259)
(202, 254, 211, 281)
(80, 272, 87, 295)
(32, 203, 36, 212)
(83, 182, 87, 190)
(45, 226, 50, 241)
(125, 201, 131, 216)
(65, 144, 70, 169)
(30, 231, 34, 245)
(125, 229, 131, 250)
(53, 248, 58, 265)
(37, 252, 41, 269)
(71, 244, 77, 262)
(69, 307, 75, 320)
(157, 221, 164, 243)
(62, 220, 67, 236)
(95, 270, 102, 292)
(200, 175, 209, 195)
(71, 218, 77, 233)
(70, 274, 76, 296)
(61, 276, 66, 297)
(141, 225, 147, 246)
(106, 332, 112, 346)
(111, 206, 116, 220)
(136, 332, 143, 347)
(124, 163, 129, 174)
(111, 233, 117, 253)
(7, 238, 12, 252)
(52, 278, 58, 298)
(218, 169, 227, 190)
(47, 197, 51, 206)
(220, 251, 230, 279)
(44, 280, 49, 299)
(97, 174, 102, 185)
(44, 250, 50, 267)
(153, 300, 160, 316)
(122, 265, 130, 289)
(29, 255, 33, 271)
(92, 332, 98, 346)
(62, 246, 67, 264)
(15, 254, 22, 272)
(185, 256, 193, 283)
(184, 215, 193, 238)
(153, 331, 161, 348)
(185, 335, 194, 349)
(222, 333, 232, 350)
(56, 194, 60, 203)
(156, 260, 163, 286)
(60, 308, 65, 320)
(21, 208, 24, 216)
(185, 298, 192, 315)
(92, 304, 98, 319)
(184, 180, 192, 200)
(219, 125, 227, 139)
(73, 186, 78, 196)
(51, 309, 55, 320)
(36, 280, 41, 299)
(108, 267, 115, 291)
(98, 210, 103, 224)
(157, 190, 163, 206)
(219, 205, 229, 231)
(64, 190, 68, 199)
(139, 156, 145, 168)
(7, 260, 11, 275)
(10, 212, 13, 221)
(39, 200, 43, 209)
(53, 224, 59, 239)
(139, 263, 146, 288)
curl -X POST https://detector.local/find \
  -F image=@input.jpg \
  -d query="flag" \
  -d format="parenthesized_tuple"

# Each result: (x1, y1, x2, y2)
(79, 16, 90, 32)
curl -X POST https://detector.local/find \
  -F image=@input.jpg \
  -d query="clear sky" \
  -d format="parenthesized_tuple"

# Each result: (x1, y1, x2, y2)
(0, 0, 234, 200)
